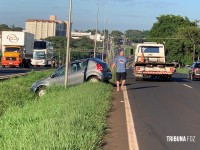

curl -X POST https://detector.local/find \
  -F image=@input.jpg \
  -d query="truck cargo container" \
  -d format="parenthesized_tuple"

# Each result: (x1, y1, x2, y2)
(1, 31, 34, 68)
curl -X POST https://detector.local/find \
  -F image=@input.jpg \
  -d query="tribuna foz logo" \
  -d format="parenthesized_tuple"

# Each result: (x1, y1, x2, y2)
(166, 136, 196, 142)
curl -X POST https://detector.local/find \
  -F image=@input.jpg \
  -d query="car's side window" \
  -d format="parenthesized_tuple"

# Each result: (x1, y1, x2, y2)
(80, 61, 87, 70)
(192, 63, 195, 68)
(71, 61, 87, 73)
(71, 64, 78, 73)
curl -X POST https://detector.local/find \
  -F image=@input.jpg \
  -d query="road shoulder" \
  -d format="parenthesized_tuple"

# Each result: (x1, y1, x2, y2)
(103, 90, 129, 150)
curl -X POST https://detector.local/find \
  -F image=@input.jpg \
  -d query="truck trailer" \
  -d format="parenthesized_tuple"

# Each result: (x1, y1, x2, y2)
(1, 31, 34, 68)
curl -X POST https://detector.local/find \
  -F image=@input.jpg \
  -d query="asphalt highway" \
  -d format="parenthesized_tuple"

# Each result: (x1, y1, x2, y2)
(126, 69, 200, 150)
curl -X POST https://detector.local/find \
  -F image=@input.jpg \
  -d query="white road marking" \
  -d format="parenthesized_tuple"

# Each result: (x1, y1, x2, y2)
(183, 84, 193, 89)
(123, 86, 139, 150)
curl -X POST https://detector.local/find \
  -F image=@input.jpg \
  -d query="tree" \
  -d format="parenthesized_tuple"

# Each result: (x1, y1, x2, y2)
(110, 30, 123, 37)
(110, 30, 124, 44)
(10, 25, 23, 31)
(148, 14, 198, 64)
(149, 15, 196, 38)
(0, 24, 11, 31)
(125, 30, 144, 43)
(86, 29, 100, 35)
(45, 36, 67, 62)
(0, 24, 23, 31)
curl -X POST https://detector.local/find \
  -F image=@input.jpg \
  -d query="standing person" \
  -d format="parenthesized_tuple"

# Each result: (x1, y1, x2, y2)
(112, 50, 128, 91)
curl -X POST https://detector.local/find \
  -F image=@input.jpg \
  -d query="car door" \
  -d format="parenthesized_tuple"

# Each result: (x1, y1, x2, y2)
(68, 61, 87, 85)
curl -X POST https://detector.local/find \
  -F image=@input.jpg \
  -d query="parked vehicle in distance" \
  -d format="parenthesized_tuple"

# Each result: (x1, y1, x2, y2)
(31, 40, 54, 67)
(31, 58, 112, 96)
(1, 31, 34, 68)
(188, 62, 200, 80)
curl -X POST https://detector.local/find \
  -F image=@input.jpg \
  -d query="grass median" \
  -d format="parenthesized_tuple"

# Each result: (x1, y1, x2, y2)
(0, 71, 113, 149)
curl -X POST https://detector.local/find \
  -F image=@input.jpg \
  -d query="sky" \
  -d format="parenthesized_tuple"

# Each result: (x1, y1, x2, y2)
(1, 0, 200, 31)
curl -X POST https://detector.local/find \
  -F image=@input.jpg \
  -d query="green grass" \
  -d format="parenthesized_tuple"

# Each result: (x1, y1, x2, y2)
(0, 70, 54, 116)
(0, 71, 113, 149)
(175, 67, 189, 74)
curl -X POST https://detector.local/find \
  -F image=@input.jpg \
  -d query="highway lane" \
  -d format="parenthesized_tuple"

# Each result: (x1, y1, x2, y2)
(0, 67, 52, 76)
(125, 69, 200, 150)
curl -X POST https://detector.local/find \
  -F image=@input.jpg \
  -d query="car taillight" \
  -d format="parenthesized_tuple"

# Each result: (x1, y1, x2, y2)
(193, 68, 197, 72)
(96, 63, 103, 72)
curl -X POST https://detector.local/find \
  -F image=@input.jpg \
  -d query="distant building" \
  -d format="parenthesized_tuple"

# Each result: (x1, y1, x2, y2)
(71, 31, 91, 39)
(89, 33, 104, 42)
(71, 31, 104, 42)
(25, 15, 69, 40)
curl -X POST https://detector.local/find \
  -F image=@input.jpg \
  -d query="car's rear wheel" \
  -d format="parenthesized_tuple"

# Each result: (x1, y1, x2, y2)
(88, 76, 100, 83)
(37, 86, 46, 97)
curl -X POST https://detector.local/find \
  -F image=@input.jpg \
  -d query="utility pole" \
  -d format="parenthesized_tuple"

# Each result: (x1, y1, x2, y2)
(94, 0, 99, 58)
(102, 17, 106, 61)
(64, 0, 72, 89)
(193, 43, 196, 62)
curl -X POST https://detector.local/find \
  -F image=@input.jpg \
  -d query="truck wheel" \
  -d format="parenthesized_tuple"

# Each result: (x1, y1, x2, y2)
(19, 62, 24, 68)
(2, 65, 5, 68)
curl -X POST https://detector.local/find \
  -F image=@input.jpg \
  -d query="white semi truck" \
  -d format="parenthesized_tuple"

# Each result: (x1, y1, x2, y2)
(1, 31, 34, 68)
(133, 42, 175, 81)
(31, 40, 54, 67)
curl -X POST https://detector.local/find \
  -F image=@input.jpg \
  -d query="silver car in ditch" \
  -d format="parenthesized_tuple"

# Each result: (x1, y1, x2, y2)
(31, 58, 112, 96)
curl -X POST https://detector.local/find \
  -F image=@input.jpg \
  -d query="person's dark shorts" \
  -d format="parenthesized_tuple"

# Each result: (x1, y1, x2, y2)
(116, 72, 127, 81)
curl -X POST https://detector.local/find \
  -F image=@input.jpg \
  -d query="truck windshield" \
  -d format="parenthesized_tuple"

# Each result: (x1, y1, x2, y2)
(140, 46, 160, 53)
(5, 47, 20, 52)
(33, 51, 45, 59)
(34, 41, 47, 49)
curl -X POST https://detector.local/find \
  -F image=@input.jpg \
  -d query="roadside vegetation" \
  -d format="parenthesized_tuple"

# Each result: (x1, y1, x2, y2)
(0, 70, 113, 149)
(0, 70, 54, 115)
(175, 67, 189, 74)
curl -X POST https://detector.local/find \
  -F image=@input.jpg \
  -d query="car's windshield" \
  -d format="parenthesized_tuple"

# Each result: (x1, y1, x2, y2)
(52, 65, 65, 77)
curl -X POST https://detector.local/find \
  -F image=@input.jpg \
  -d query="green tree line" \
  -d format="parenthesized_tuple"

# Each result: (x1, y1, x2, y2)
(0, 24, 23, 31)
(147, 14, 200, 65)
